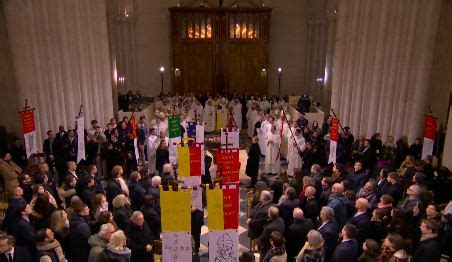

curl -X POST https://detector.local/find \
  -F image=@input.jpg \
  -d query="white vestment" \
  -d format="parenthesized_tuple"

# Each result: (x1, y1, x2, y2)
(204, 105, 216, 132)
(146, 135, 159, 174)
(246, 109, 259, 138)
(287, 133, 306, 177)
(232, 104, 242, 129)
(265, 131, 281, 174)
(258, 120, 270, 155)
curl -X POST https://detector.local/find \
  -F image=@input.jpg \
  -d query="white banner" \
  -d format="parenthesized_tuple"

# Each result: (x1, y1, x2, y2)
(162, 232, 192, 262)
(221, 128, 240, 149)
(328, 140, 337, 164)
(24, 131, 37, 158)
(179, 176, 203, 211)
(76, 116, 85, 163)
(208, 229, 239, 262)
(421, 137, 434, 160)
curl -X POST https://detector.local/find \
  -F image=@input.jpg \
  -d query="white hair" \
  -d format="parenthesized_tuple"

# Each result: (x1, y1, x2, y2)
(130, 211, 143, 222)
(151, 176, 161, 187)
(99, 223, 115, 237)
(261, 190, 272, 202)
(163, 163, 173, 174)
(293, 208, 304, 220)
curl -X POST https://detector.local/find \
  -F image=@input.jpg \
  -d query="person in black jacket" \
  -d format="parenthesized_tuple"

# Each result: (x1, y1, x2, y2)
(128, 171, 146, 211)
(412, 219, 441, 262)
(286, 208, 314, 261)
(126, 211, 154, 262)
(259, 206, 285, 261)
(202, 151, 213, 185)
(247, 190, 272, 240)
(0, 234, 32, 262)
(112, 194, 133, 231)
(245, 136, 261, 188)
(1, 187, 26, 233)
(277, 187, 300, 230)
(332, 224, 359, 262)
(10, 203, 35, 259)
(105, 166, 126, 210)
(348, 198, 371, 252)
(155, 140, 170, 175)
(69, 202, 92, 262)
(191, 206, 204, 254)
(140, 195, 161, 240)
(302, 186, 321, 223)
(86, 164, 104, 194)
(318, 206, 339, 262)
(79, 176, 96, 208)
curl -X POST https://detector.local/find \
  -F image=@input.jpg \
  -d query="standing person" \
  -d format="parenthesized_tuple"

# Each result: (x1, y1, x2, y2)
(88, 223, 116, 262)
(146, 128, 158, 175)
(232, 99, 242, 129)
(247, 105, 259, 138)
(318, 207, 339, 262)
(204, 101, 216, 133)
(263, 231, 286, 262)
(191, 206, 204, 256)
(259, 206, 285, 261)
(155, 140, 170, 176)
(412, 219, 441, 262)
(69, 202, 92, 262)
(0, 152, 22, 194)
(265, 125, 281, 176)
(286, 208, 315, 260)
(0, 235, 32, 262)
(105, 230, 132, 262)
(295, 230, 325, 262)
(246, 136, 261, 188)
(332, 224, 359, 262)
(126, 211, 154, 262)
(128, 172, 145, 211)
(287, 128, 306, 177)
(35, 228, 67, 262)
(10, 203, 35, 258)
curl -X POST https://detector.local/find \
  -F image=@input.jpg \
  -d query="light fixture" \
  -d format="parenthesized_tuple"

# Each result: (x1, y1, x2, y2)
(174, 68, 181, 77)
(277, 67, 282, 73)
(160, 66, 165, 73)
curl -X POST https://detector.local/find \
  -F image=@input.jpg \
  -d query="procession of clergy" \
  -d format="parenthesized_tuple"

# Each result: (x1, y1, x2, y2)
(146, 94, 304, 178)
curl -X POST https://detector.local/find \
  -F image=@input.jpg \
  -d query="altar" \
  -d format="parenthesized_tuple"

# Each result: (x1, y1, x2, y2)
(117, 104, 154, 123)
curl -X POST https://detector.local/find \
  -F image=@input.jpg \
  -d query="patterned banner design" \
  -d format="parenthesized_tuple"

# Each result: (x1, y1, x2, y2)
(179, 176, 202, 211)
(20, 110, 37, 158)
(162, 232, 192, 262)
(168, 116, 181, 138)
(422, 115, 437, 160)
(160, 186, 191, 232)
(221, 128, 240, 149)
(216, 149, 240, 182)
(207, 183, 240, 262)
(328, 117, 339, 164)
(188, 122, 197, 139)
(190, 144, 202, 176)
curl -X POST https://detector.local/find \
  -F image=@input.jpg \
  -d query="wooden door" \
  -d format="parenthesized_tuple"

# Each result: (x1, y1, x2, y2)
(227, 43, 260, 94)
(180, 42, 214, 94)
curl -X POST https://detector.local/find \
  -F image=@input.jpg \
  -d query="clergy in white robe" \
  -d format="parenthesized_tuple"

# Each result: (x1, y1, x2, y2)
(232, 100, 242, 129)
(246, 105, 259, 138)
(287, 128, 306, 177)
(258, 115, 270, 155)
(146, 129, 159, 174)
(195, 102, 204, 122)
(265, 125, 281, 175)
(204, 101, 216, 132)
(221, 103, 229, 128)
(260, 97, 271, 114)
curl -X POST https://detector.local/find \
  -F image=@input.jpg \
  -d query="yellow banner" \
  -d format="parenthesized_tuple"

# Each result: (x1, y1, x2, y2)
(160, 186, 191, 232)
(206, 185, 224, 230)
(177, 145, 190, 177)
(216, 110, 223, 130)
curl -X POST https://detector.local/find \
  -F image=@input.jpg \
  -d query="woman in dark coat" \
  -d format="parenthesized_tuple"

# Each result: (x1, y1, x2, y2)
(245, 136, 261, 188)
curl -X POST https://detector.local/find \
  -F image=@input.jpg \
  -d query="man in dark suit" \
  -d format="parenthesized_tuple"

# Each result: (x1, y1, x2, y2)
(302, 186, 320, 222)
(380, 172, 403, 203)
(1, 187, 26, 233)
(105, 167, 126, 210)
(69, 203, 92, 262)
(332, 224, 359, 262)
(86, 164, 104, 194)
(9, 203, 35, 259)
(42, 130, 56, 160)
(278, 187, 300, 229)
(359, 139, 376, 171)
(286, 208, 314, 261)
(318, 206, 339, 262)
(259, 206, 285, 261)
(247, 190, 272, 241)
(128, 171, 146, 211)
(348, 198, 371, 251)
(0, 235, 32, 262)
(346, 161, 367, 191)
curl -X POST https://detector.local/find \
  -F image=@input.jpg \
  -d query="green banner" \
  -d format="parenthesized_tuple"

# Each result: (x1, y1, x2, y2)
(168, 116, 181, 138)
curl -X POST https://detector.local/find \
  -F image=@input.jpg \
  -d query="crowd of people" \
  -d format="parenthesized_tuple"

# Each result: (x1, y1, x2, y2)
(0, 92, 450, 262)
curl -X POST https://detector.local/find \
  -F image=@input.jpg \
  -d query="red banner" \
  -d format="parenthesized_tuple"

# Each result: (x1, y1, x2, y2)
(21, 111, 35, 134)
(216, 149, 240, 182)
(222, 182, 239, 229)
(330, 117, 339, 142)
(131, 115, 137, 139)
(424, 115, 436, 140)
(189, 145, 202, 176)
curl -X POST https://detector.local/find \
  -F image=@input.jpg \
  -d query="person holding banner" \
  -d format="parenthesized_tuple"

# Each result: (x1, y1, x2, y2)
(265, 125, 281, 175)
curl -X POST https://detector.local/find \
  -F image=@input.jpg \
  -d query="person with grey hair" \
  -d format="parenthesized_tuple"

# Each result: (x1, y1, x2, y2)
(88, 223, 116, 262)
(147, 176, 161, 210)
(161, 163, 174, 186)
(112, 194, 133, 231)
(259, 206, 285, 261)
(126, 211, 154, 262)
(318, 206, 339, 261)
(66, 161, 79, 181)
(248, 190, 273, 241)
(287, 208, 315, 260)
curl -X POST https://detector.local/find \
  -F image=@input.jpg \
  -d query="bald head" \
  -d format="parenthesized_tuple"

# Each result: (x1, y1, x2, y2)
(332, 183, 344, 193)
(268, 206, 279, 219)
(293, 208, 304, 220)
(355, 198, 369, 212)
